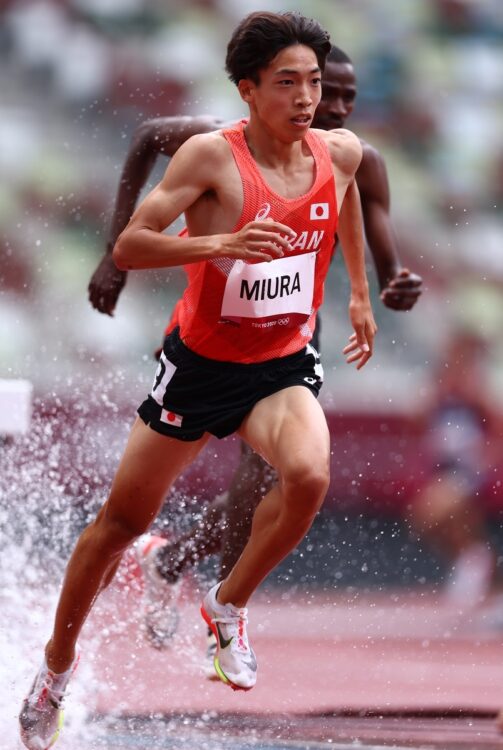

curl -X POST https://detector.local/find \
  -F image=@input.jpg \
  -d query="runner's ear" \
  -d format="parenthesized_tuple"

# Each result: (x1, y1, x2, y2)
(238, 79, 255, 103)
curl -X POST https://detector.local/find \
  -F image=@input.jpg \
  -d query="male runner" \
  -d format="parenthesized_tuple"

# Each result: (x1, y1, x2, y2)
(88, 45, 421, 316)
(87, 43, 422, 663)
(20, 11, 376, 749)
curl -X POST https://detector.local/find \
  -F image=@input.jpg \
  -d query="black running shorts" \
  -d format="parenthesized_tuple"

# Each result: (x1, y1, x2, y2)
(137, 327, 323, 441)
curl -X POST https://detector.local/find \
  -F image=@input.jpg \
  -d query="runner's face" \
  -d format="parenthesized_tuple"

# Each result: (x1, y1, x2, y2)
(313, 61, 357, 130)
(242, 44, 322, 140)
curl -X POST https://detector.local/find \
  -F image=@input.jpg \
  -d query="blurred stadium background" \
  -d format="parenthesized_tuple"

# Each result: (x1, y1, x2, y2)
(2, 0, 502, 399)
(1, 0, 503, 579)
(2, 2, 503, 747)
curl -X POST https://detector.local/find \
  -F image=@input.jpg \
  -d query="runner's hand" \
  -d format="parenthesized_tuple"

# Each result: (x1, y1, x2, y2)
(343, 299, 377, 369)
(343, 332, 373, 369)
(380, 268, 422, 311)
(88, 251, 127, 316)
(221, 220, 296, 262)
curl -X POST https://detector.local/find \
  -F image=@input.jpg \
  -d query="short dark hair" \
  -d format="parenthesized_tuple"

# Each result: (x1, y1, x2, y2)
(326, 45, 352, 65)
(226, 11, 331, 86)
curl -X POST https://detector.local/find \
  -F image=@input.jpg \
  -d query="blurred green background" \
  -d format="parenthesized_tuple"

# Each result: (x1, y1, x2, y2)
(1, 0, 502, 413)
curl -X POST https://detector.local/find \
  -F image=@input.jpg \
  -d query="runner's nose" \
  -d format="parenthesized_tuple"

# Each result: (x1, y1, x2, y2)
(295, 84, 312, 108)
(329, 98, 346, 117)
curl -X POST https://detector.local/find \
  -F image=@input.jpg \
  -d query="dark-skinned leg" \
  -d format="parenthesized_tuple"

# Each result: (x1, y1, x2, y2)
(153, 442, 275, 582)
(408, 475, 494, 604)
(154, 494, 228, 582)
(218, 442, 276, 577)
(144, 440, 275, 663)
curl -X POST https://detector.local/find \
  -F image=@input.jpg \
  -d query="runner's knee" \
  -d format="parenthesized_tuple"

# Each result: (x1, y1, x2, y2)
(94, 504, 152, 550)
(282, 461, 329, 515)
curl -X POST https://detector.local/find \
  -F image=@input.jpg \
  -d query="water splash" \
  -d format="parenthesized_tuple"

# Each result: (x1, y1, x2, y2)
(0, 389, 129, 747)
(0, 380, 230, 747)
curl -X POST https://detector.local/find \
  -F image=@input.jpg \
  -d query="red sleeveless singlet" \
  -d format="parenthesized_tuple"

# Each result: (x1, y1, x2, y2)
(176, 120, 338, 363)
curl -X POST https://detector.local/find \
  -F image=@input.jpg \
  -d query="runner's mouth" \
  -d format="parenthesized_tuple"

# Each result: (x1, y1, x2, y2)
(290, 114, 311, 126)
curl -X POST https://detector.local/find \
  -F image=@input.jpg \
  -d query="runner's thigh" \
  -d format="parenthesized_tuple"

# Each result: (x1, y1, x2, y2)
(237, 386, 330, 481)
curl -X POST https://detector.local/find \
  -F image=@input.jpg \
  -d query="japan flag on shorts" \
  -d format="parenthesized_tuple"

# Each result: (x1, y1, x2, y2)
(161, 409, 183, 427)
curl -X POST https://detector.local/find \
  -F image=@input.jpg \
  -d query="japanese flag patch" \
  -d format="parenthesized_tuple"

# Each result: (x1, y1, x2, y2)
(310, 202, 329, 220)
(161, 409, 183, 427)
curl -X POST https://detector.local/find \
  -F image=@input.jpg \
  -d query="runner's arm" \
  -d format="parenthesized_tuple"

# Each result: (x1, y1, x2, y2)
(88, 116, 224, 315)
(337, 177, 377, 369)
(106, 116, 225, 248)
(357, 144, 422, 311)
(113, 135, 295, 270)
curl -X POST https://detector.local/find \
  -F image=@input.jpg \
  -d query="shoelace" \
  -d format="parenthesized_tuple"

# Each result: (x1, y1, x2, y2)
(27, 650, 80, 715)
(30, 664, 80, 711)
(213, 609, 249, 653)
(31, 672, 69, 712)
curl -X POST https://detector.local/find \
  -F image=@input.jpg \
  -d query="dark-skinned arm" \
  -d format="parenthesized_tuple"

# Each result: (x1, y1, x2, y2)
(357, 142, 422, 311)
(88, 115, 224, 315)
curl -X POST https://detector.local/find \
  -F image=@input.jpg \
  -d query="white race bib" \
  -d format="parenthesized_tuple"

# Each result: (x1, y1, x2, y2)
(221, 252, 316, 320)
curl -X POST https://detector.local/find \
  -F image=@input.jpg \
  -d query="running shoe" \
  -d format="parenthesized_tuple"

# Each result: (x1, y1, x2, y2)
(19, 650, 79, 750)
(203, 626, 219, 681)
(136, 533, 180, 648)
(444, 542, 494, 608)
(200, 582, 257, 691)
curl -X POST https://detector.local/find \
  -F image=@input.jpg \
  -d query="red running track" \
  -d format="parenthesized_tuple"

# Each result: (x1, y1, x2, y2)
(58, 571, 503, 748)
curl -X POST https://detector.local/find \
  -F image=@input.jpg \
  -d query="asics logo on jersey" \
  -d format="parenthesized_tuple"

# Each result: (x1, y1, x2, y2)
(215, 623, 233, 650)
(255, 203, 271, 221)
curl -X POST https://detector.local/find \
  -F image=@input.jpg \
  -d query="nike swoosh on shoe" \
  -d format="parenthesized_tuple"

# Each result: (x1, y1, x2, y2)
(216, 623, 233, 649)
(242, 651, 257, 671)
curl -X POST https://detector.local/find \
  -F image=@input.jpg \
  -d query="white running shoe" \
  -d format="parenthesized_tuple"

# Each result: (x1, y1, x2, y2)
(136, 533, 180, 648)
(200, 582, 257, 691)
(444, 542, 494, 608)
(19, 650, 79, 750)
(203, 626, 219, 681)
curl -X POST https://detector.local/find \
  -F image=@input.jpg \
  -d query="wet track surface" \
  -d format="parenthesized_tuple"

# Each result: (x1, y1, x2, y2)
(51, 583, 503, 750)
(78, 711, 503, 749)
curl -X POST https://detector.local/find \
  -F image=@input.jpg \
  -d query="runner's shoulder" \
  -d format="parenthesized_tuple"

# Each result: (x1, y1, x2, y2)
(356, 138, 389, 189)
(359, 138, 386, 169)
(142, 114, 227, 135)
(173, 129, 234, 171)
(312, 127, 362, 173)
